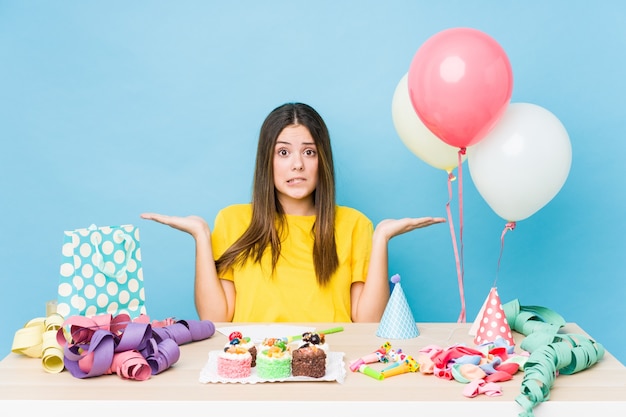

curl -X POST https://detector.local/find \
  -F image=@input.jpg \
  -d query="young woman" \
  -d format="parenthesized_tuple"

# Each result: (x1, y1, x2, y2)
(141, 102, 445, 323)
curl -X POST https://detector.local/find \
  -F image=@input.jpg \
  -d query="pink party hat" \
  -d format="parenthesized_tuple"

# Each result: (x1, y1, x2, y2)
(376, 274, 419, 339)
(472, 287, 515, 346)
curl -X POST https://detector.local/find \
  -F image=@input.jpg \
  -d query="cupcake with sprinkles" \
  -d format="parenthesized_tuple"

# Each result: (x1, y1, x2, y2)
(291, 331, 329, 378)
(256, 338, 292, 380)
(226, 331, 257, 367)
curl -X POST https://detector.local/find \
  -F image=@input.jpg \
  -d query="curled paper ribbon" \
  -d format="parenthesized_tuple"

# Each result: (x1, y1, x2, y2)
(11, 313, 65, 373)
(515, 333, 605, 417)
(57, 313, 215, 380)
(110, 350, 152, 380)
(502, 299, 566, 338)
(499, 300, 605, 417)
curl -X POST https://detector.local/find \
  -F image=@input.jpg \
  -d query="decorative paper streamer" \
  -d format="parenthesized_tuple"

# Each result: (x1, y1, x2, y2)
(13, 312, 215, 380)
(500, 299, 604, 417)
(502, 298, 565, 338)
(515, 333, 605, 417)
(11, 313, 65, 373)
(56, 313, 215, 380)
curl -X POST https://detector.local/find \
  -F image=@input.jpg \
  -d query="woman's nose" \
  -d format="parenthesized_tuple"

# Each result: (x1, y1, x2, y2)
(292, 156, 304, 170)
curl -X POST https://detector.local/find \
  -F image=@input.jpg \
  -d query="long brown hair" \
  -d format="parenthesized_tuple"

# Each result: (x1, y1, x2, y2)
(215, 103, 339, 286)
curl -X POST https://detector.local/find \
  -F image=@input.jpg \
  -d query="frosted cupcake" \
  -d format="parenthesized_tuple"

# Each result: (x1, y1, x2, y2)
(256, 338, 291, 379)
(217, 345, 252, 379)
(292, 344, 327, 378)
(226, 331, 257, 367)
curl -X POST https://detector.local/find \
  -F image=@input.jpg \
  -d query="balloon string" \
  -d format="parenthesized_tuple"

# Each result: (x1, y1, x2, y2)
(495, 222, 516, 287)
(445, 171, 465, 323)
(457, 148, 466, 322)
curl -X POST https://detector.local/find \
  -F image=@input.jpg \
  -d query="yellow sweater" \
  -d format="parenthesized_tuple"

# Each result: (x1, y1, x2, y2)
(212, 204, 373, 322)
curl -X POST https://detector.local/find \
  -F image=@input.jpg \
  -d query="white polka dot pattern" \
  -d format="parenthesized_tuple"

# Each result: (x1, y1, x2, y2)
(56, 224, 147, 319)
(473, 287, 514, 346)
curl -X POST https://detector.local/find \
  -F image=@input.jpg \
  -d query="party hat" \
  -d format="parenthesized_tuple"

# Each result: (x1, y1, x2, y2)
(472, 287, 515, 346)
(376, 274, 419, 339)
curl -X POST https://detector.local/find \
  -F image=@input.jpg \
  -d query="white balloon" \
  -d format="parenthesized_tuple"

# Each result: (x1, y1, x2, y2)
(392, 73, 466, 172)
(468, 102, 572, 222)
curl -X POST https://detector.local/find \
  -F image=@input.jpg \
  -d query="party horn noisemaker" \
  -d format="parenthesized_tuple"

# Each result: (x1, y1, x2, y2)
(380, 355, 419, 377)
(349, 342, 392, 372)
(288, 326, 344, 342)
(358, 364, 384, 380)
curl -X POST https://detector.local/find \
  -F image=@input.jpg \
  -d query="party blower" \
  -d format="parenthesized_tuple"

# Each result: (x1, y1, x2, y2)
(285, 326, 344, 343)
(380, 355, 419, 378)
(349, 342, 391, 372)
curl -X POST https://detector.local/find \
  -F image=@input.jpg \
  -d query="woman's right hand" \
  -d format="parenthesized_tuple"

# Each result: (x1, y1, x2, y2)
(141, 212, 231, 321)
(140, 213, 210, 239)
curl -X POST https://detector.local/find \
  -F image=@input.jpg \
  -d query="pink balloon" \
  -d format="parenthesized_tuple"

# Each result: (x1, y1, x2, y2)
(408, 28, 513, 149)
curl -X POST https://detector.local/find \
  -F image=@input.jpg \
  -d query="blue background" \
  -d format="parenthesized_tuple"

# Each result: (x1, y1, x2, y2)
(1, 1, 625, 365)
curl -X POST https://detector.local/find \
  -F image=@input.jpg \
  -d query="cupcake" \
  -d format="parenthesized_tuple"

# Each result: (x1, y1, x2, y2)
(226, 331, 257, 367)
(216, 345, 252, 379)
(291, 344, 327, 378)
(256, 338, 291, 380)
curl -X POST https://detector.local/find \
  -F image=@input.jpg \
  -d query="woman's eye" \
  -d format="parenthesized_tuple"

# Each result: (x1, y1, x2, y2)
(304, 149, 317, 156)
(277, 149, 288, 156)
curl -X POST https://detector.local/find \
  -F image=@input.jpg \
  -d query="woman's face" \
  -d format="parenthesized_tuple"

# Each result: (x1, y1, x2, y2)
(272, 124, 319, 215)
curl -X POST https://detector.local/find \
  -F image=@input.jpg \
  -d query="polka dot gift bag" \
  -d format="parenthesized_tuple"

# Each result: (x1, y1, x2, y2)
(56, 224, 147, 319)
